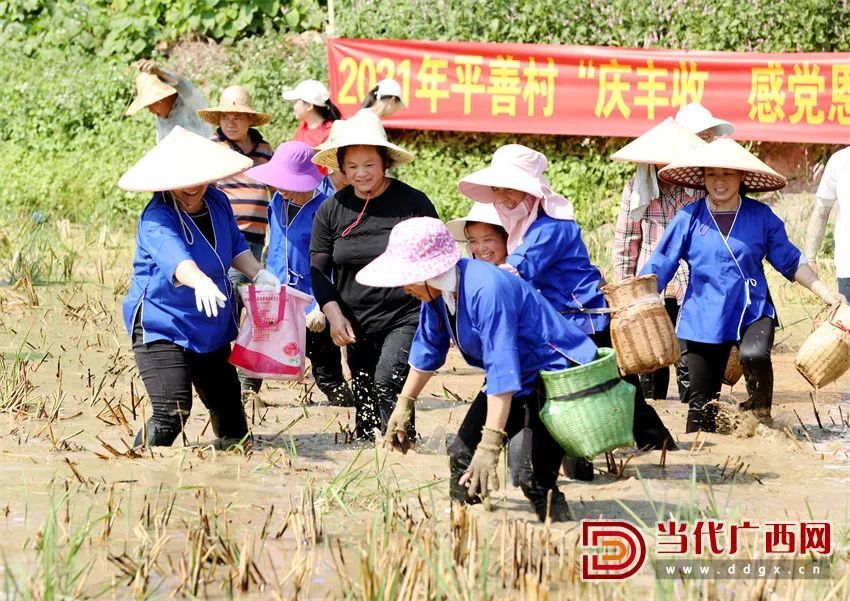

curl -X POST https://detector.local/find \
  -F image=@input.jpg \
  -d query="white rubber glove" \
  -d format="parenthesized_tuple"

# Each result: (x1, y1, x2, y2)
(306, 307, 327, 333)
(253, 268, 282, 292)
(194, 277, 227, 318)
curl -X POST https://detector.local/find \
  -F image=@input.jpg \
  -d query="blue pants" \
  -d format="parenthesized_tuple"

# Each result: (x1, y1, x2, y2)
(838, 278, 850, 301)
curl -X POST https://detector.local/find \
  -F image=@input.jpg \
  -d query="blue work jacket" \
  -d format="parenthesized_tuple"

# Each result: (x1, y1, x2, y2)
(506, 212, 609, 334)
(409, 258, 598, 397)
(122, 188, 249, 353)
(640, 197, 801, 343)
(265, 190, 330, 313)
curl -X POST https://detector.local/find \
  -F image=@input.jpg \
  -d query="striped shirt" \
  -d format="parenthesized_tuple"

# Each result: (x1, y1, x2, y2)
(210, 128, 273, 243)
(613, 178, 699, 302)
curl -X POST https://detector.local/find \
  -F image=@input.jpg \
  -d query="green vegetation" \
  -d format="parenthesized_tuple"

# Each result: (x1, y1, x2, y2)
(0, 0, 846, 254)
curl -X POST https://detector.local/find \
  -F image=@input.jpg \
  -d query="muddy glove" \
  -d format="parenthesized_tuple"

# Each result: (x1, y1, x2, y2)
(253, 268, 281, 293)
(460, 427, 507, 499)
(811, 280, 847, 307)
(195, 277, 227, 318)
(306, 307, 327, 333)
(383, 394, 416, 453)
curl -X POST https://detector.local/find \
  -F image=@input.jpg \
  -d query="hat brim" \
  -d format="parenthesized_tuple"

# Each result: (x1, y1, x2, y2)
(312, 141, 414, 171)
(611, 117, 707, 165)
(197, 108, 273, 127)
(457, 166, 544, 203)
(656, 139, 786, 192)
(125, 88, 177, 116)
(118, 127, 254, 192)
(445, 215, 504, 241)
(244, 161, 322, 192)
(355, 250, 460, 288)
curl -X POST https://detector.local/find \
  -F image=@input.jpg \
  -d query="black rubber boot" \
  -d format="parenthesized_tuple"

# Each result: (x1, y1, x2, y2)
(447, 437, 481, 505)
(520, 480, 572, 522)
(685, 401, 717, 433)
(562, 457, 594, 481)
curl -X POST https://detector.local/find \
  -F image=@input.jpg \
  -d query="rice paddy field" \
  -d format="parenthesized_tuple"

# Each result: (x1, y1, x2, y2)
(0, 193, 849, 600)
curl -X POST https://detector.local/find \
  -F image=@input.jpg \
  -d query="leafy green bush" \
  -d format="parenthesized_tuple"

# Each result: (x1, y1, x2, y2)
(0, 0, 325, 60)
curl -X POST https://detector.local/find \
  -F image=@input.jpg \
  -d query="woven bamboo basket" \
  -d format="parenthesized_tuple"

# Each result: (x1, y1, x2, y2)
(723, 345, 743, 386)
(795, 304, 850, 388)
(601, 275, 680, 375)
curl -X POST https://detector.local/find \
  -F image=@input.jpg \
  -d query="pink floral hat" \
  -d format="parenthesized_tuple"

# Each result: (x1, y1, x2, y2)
(355, 217, 461, 288)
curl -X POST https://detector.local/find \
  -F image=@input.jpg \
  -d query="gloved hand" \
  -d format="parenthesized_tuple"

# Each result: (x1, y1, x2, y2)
(383, 394, 416, 454)
(306, 307, 327, 333)
(194, 277, 227, 318)
(253, 268, 282, 293)
(811, 280, 847, 307)
(459, 427, 507, 499)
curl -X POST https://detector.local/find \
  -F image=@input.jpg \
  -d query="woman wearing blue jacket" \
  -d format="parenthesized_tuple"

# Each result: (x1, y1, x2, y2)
(355, 217, 598, 522)
(642, 139, 845, 432)
(458, 145, 674, 453)
(120, 127, 282, 447)
(243, 141, 352, 405)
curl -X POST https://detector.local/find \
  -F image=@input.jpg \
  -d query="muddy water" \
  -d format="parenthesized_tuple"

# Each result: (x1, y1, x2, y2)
(1, 243, 850, 597)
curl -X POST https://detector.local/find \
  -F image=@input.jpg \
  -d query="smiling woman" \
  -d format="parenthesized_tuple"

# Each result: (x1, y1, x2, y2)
(642, 138, 846, 433)
(309, 111, 439, 441)
(118, 127, 281, 447)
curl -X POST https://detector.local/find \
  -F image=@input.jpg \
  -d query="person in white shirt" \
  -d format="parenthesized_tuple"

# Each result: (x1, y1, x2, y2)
(805, 147, 850, 299)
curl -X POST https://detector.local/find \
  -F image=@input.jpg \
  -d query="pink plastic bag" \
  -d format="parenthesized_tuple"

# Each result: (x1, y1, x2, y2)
(229, 285, 312, 380)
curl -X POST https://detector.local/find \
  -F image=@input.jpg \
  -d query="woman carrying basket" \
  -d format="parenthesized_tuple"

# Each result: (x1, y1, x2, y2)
(457, 145, 676, 453)
(641, 139, 845, 432)
(357, 217, 598, 522)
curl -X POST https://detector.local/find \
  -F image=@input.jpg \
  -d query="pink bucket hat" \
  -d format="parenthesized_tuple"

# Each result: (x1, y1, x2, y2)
(356, 217, 460, 288)
(244, 141, 322, 192)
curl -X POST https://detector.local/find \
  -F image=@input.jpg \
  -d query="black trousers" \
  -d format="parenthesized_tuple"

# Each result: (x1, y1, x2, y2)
(590, 328, 674, 449)
(345, 324, 417, 439)
(639, 298, 690, 401)
(132, 321, 248, 447)
(685, 315, 774, 432)
(240, 324, 348, 398)
(451, 384, 563, 498)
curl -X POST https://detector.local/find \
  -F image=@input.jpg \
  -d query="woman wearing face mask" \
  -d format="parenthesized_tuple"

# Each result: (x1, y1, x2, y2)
(642, 139, 846, 432)
(356, 217, 598, 522)
(241, 141, 353, 406)
(458, 145, 676, 454)
(309, 111, 438, 440)
(120, 127, 281, 447)
(445, 202, 508, 265)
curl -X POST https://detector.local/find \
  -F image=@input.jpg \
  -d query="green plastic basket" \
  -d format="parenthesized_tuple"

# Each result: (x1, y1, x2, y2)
(539, 347, 635, 459)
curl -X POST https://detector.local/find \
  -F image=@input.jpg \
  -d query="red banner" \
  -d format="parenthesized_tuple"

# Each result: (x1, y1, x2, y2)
(327, 38, 850, 144)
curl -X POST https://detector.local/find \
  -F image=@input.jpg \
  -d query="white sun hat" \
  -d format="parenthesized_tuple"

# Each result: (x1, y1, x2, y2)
(118, 126, 253, 192)
(657, 138, 786, 192)
(675, 103, 735, 137)
(282, 79, 331, 106)
(611, 117, 707, 165)
(445, 202, 504, 241)
(311, 110, 414, 171)
(375, 78, 406, 107)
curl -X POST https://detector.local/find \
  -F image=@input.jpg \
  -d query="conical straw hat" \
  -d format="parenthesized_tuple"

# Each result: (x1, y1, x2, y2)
(445, 202, 504, 241)
(611, 117, 707, 165)
(197, 85, 273, 126)
(312, 110, 414, 171)
(125, 72, 178, 116)
(118, 126, 254, 192)
(657, 138, 786, 192)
